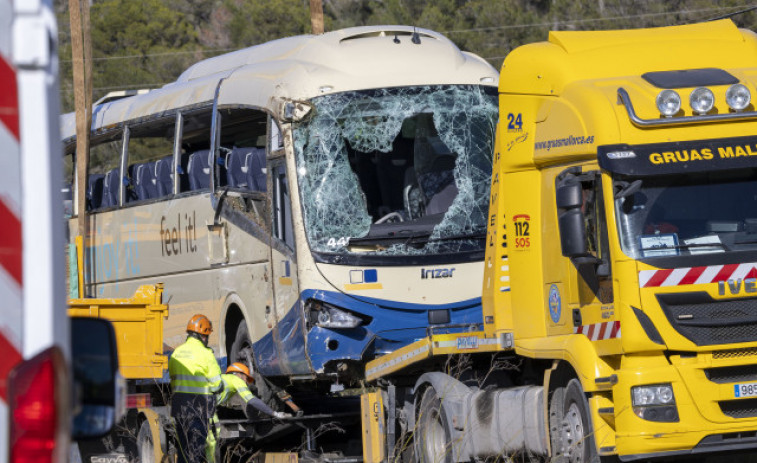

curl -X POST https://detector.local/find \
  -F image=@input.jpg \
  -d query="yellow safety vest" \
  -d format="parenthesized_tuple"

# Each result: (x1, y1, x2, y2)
(169, 336, 223, 395)
(216, 373, 254, 405)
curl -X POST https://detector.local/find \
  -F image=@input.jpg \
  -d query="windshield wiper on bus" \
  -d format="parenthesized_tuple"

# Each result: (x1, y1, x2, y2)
(348, 231, 485, 249)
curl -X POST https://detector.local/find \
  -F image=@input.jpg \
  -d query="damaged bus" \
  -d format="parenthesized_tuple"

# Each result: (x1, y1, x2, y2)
(62, 25, 498, 396)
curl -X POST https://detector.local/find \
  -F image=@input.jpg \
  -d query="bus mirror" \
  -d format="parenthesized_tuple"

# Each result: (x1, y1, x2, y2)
(70, 317, 123, 440)
(280, 100, 312, 122)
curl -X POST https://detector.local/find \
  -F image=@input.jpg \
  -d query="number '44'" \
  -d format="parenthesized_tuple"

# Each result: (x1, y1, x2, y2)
(507, 113, 523, 132)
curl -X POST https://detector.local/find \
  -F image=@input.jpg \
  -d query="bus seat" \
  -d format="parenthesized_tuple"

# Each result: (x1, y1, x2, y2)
(188, 149, 211, 190)
(103, 167, 121, 207)
(417, 154, 456, 201)
(247, 148, 267, 192)
(155, 156, 173, 197)
(135, 162, 158, 201)
(87, 174, 105, 210)
(226, 147, 250, 188)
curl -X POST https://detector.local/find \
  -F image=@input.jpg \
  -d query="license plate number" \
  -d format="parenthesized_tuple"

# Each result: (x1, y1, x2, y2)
(457, 336, 479, 349)
(735, 382, 757, 398)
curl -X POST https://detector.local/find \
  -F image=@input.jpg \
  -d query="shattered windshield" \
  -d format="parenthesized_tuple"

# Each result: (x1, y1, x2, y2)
(614, 168, 757, 259)
(293, 85, 497, 257)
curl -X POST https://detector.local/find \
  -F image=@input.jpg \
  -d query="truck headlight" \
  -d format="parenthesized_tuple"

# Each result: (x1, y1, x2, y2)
(726, 83, 751, 111)
(631, 384, 679, 422)
(308, 300, 363, 329)
(690, 87, 714, 115)
(656, 89, 681, 117)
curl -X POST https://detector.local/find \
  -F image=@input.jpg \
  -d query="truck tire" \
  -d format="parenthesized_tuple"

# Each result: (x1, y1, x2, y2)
(137, 420, 156, 463)
(415, 387, 452, 463)
(550, 379, 599, 463)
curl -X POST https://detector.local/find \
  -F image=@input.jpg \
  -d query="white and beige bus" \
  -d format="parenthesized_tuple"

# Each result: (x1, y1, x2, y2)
(62, 25, 498, 387)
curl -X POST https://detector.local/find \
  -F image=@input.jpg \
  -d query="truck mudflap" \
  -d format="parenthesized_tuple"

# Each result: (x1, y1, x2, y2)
(68, 284, 168, 379)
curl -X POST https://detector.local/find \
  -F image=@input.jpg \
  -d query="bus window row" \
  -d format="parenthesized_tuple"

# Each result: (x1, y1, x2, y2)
(84, 147, 267, 210)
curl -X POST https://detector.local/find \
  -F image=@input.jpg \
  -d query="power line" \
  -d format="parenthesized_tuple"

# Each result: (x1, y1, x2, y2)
(61, 47, 238, 63)
(441, 5, 749, 34)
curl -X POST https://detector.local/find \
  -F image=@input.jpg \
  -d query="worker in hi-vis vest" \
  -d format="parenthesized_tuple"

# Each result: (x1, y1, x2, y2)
(169, 314, 223, 463)
(206, 362, 291, 462)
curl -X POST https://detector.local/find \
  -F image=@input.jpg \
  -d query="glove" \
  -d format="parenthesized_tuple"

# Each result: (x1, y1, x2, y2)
(295, 410, 304, 418)
(273, 411, 292, 419)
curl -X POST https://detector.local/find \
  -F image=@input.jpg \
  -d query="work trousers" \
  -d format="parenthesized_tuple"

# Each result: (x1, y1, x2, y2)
(171, 392, 216, 463)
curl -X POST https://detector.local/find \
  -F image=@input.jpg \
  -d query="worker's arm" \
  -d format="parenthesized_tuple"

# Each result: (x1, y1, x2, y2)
(238, 382, 289, 419)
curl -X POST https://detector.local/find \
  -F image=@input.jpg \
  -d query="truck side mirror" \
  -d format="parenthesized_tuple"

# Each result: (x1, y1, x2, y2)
(556, 182, 589, 258)
(70, 317, 123, 440)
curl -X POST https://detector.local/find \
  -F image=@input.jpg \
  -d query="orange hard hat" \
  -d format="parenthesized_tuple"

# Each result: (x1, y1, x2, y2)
(186, 314, 213, 335)
(226, 362, 253, 380)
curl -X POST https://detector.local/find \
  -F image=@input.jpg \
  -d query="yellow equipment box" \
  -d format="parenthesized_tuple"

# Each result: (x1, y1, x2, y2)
(69, 284, 168, 379)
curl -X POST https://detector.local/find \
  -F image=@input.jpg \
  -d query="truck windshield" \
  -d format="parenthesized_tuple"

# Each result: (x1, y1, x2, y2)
(614, 168, 757, 259)
(293, 85, 497, 258)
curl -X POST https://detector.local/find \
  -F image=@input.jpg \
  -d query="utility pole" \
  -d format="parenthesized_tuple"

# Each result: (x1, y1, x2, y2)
(68, 0, 92, 296)
(310, 0, 324, 35)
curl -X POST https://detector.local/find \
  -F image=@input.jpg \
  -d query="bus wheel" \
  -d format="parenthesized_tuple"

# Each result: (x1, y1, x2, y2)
(415, 387, 452, 463)
(137, 420, 158, 463)
(550, 379, 597, 463)
(230, 322, 254, 368)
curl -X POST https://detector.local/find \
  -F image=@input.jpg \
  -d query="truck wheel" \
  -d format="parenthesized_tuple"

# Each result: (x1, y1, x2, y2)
(550, 379, 598, 463)
(415, 387, 452, 463)
(137, 420, 156, 463)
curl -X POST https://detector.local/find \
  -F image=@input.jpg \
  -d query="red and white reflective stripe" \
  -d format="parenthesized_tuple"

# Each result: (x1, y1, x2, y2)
(1, 6, 24, 462)
(639, 262, 757, 288)
(574, 321, 621, 341)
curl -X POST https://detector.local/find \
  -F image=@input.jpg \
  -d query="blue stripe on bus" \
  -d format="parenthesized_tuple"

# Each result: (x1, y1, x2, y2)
(254, 289, 483, 376)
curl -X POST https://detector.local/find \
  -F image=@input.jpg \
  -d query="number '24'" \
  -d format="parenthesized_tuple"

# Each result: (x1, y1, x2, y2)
(507, 113, 523, 131)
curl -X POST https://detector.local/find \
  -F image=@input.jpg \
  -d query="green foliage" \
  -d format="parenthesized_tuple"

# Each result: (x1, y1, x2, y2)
(57, 0, 757, 112)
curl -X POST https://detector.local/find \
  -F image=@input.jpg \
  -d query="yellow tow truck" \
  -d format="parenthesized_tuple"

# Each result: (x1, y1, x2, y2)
(361, 19, 757, 462)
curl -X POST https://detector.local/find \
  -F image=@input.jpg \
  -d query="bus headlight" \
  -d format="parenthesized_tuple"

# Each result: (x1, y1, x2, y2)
(631, 384, 679, 422)
(656, 90, 681, 117)
(726, 83, 751, 111)
(690, 87, 715, 115)
(307, 300, 363, 329)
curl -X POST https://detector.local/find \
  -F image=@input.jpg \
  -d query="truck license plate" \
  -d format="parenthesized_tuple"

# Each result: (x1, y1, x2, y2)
(734, 382, 757, 398)
(457, 336, 479, 349)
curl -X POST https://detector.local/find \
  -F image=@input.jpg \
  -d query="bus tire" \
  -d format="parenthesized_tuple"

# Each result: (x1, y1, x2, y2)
(415, 387, 452, 463)
(550, 379, 599, 463)
(230, 322, 254, 367)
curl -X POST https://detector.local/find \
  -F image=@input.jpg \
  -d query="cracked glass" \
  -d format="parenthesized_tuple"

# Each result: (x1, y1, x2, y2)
(293, 85, 497, 256)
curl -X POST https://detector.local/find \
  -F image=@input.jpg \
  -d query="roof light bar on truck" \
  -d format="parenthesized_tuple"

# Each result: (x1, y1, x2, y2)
(618, 86, 757, 127)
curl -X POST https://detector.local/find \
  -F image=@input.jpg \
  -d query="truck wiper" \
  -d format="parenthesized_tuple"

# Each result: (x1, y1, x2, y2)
(641, 241, 730, 252)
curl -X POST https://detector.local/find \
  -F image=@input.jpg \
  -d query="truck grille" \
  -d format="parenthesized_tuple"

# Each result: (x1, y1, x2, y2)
(720, 398, 757, 419)
(706, 365, 757, 384)
(714, 347, 757, 359)
(657, 292, 757, 346)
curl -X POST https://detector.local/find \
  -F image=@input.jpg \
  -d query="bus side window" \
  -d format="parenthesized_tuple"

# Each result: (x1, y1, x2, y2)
(272, 161, 295, 250)
(218, 108, 268, 193)
(269, 116, 284, 152)
(88, 133, 123, 210)
(126, 116, 177, 202)
(63, 151, 74, 218)
(181, 110, 213, 193)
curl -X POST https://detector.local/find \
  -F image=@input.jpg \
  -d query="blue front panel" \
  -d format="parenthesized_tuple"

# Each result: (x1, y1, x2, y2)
(254, 288, 482, 376)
